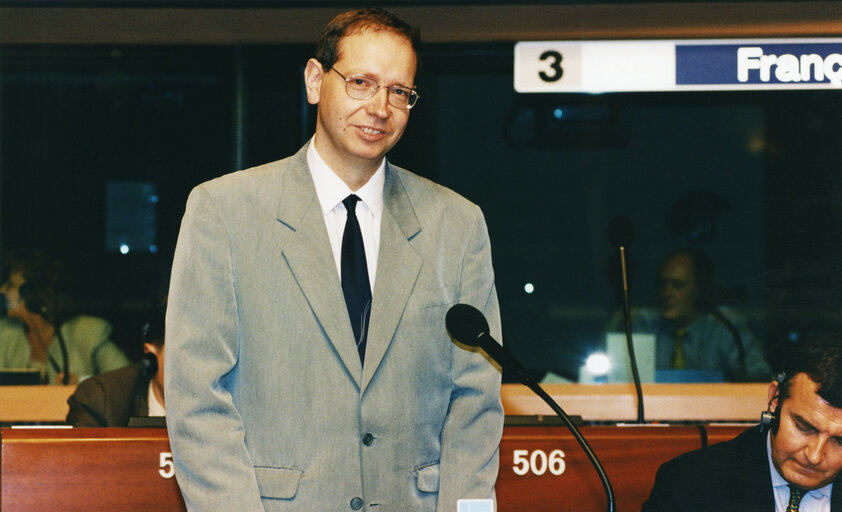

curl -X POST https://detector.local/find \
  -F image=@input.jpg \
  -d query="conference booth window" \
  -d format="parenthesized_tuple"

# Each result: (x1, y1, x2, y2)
(1, 41, 839, 385)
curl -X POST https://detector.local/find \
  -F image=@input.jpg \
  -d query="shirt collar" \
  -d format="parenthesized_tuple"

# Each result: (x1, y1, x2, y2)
(307, 139, 385, 217)
(767, 430, 833, 501)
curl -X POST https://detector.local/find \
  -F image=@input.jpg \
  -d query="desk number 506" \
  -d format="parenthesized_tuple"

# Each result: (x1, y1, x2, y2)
(512, 449, 566, 476)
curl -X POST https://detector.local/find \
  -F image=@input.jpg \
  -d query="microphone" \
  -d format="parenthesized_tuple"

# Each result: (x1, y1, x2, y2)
(608, 215, 644, 423)
(446, 304, 616, 512)
(445, 304, 535, 386)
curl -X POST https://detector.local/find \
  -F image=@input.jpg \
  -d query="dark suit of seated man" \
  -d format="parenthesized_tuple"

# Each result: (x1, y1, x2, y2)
(66, 305, 165, 427)
(643, 337, 842, 511)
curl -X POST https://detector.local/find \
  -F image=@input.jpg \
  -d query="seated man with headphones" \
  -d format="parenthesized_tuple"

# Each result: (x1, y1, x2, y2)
(643, 337, 842, 511)
(0, 250, 129, 385)
(66, 303, 165, 427)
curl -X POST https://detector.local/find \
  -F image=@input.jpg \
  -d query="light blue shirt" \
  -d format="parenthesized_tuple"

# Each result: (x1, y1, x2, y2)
(607, 306, 770, 378)
(767, 431, 832, 512)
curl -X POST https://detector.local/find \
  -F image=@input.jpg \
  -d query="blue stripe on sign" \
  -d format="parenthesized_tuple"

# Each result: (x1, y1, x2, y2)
(676, 43, 842, 85)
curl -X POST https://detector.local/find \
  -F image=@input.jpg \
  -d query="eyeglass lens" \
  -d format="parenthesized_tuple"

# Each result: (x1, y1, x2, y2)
(337, 71, 418, 109)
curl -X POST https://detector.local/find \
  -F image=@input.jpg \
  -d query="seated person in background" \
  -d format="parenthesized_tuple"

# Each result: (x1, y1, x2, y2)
(0, 250, 129, 384)
(607, 247, 770, 381)
(67, 303, 165, 426)
(642, 337, 842, 511)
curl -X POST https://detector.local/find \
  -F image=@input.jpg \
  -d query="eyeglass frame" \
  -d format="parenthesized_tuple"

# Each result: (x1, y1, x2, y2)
(329, 68, 420, 110)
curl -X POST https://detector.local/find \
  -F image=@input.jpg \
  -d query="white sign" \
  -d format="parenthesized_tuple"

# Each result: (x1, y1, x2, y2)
(515, 39, 842, 93)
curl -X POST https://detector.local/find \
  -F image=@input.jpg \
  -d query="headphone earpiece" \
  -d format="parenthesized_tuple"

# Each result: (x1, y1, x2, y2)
(140, 352, 159, 378)
(760, 372, 786, 434)
(760, 409, 778, 433)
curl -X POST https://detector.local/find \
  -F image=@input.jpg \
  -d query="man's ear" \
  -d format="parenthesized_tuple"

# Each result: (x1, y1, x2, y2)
(768, 379, 780, 411)
(304, 58, 324, 106)
(143, 342, 158, 357)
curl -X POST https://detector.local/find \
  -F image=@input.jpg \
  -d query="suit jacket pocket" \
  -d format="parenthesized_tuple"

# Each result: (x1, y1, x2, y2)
(415, 462, 440, 493)
(407, 286, 454, 310)
(254, 466, 303, 499)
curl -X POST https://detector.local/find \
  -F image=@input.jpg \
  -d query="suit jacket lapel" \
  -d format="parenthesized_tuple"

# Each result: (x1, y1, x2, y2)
(276, 146, 363, 385)
(361, 166, 422, 391)
(831, 474, 842, 511)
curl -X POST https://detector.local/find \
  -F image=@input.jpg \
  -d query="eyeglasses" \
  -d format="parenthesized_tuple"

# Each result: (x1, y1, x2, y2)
(331, 68, 419, 110)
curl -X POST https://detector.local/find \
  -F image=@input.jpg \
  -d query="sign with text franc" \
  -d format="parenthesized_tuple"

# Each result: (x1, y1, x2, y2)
(515, 39, 842, 93)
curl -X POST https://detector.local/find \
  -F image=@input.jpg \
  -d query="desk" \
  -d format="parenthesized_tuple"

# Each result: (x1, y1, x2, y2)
(0, 386, 73, 423)
(1, 427, 184, 511)
(497, 424, 707, 510)
(502, 383, 768, 422)
(1, 425, 747, 511)
(1, 382, 768, 424)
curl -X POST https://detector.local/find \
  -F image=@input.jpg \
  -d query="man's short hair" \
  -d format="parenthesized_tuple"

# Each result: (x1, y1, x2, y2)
(142, 302, 166, 348)
(778, 336, 842, 409)
(315, 7, 421, 75)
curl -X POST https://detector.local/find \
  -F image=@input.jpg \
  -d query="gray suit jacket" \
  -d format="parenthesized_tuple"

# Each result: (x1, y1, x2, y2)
(165, 144, 503, 511)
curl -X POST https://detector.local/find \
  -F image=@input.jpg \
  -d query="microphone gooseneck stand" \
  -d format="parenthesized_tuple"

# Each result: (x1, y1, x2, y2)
(40, 307, 70, 386)
(608, 215, 644, 423)
(55, 325, 70, 385)
(709, 306, 747, 380)
(445, 304, 616, 512)
(619, 245, 644, 423)
(518, 370, 616, 512)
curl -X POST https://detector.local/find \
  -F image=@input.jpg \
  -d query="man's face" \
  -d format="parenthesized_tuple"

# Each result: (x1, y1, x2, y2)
(305, 28, 416, 176)
(657, 254, 697, 326)
(769, 373, 842, 490)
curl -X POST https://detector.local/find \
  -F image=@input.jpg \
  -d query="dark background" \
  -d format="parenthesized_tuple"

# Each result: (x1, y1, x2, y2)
(2, 6, 842, 377)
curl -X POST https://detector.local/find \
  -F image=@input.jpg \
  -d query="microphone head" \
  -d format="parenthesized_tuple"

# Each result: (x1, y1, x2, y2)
(608, 215, 634, 248)
(445, 304, 490, 347)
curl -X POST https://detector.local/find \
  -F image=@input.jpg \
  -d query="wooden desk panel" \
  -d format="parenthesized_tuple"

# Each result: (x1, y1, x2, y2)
(497, 425, 705, 511)
(1, 427, 185, 512)
(501, 383, 768, 422)
(705, 424, 755, 446)
(1, 425, 748, 511)
(0, 386, 73, 423)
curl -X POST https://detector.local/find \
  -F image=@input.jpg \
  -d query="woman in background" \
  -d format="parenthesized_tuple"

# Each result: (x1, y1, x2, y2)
(0, 250, 128, 384)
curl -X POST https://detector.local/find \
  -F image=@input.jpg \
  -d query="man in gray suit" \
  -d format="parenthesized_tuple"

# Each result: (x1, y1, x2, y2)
(165, 8, 503, 511)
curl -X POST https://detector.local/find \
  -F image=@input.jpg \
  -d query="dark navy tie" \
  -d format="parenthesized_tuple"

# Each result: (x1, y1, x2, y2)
(341, 194, 371, 364)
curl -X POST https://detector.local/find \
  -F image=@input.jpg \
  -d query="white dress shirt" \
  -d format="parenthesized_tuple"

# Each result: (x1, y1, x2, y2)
(306, 139, 384, 292)
(768, 431, 832, 512)
(147, 381, 166, 417)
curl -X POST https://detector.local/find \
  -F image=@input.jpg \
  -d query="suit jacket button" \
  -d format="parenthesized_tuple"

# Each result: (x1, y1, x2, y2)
(350, 497, 363, 510)
(362, 433, 374, 446)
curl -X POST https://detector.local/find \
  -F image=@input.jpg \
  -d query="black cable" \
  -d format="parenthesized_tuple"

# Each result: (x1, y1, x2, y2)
(522, 378, 616, 512)
(709, 307, 747, 379)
